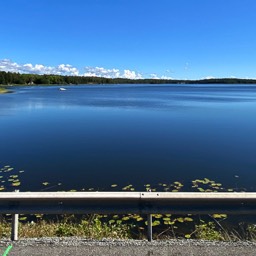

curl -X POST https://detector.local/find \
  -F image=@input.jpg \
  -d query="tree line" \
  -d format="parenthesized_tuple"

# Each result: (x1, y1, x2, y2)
(1, 71, 256, 85)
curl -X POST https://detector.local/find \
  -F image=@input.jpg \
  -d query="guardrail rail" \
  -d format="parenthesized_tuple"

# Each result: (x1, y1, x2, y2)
(1, 191, 256, 241)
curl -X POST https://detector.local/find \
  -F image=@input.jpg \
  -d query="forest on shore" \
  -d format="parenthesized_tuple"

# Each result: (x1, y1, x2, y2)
(1, 71, 256, 85)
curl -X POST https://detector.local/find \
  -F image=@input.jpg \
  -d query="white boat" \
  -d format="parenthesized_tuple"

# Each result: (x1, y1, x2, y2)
(59, 87, 67, 91)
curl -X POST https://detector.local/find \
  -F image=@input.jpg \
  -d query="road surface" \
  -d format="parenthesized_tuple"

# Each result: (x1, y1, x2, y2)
(1, 238, 256, 256)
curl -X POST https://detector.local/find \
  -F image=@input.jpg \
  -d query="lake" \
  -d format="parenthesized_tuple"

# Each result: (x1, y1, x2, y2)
(1, 84, 256, 192)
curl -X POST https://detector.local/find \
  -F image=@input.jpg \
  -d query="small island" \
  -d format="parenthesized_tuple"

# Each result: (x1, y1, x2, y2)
(0, 87, 9, 94)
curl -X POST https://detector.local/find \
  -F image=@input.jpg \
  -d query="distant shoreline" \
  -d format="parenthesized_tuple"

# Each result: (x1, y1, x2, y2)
(1, 71, 256, 86)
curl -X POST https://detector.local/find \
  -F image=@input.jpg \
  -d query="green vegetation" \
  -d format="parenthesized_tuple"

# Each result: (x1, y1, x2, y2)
(1, 213, 256, 241)
(0, 216, 132, 239)
(0, 164, 255, 241)
(1, 70, 256, 85)
(0, 87, 9, 94)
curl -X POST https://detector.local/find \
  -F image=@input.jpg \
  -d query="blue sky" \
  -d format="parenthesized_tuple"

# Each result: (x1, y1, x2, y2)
(0, 0, 256, 79)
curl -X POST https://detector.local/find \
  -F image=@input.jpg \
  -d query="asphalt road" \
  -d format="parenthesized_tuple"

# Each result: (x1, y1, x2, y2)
(1, 238, 256, 256)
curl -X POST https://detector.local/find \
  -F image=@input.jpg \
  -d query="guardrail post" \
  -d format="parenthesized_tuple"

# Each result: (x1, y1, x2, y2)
(11, 190, 19, 241)
(147, 214, 152, 242)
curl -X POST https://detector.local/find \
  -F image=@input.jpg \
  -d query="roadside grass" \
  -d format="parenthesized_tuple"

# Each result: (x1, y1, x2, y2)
(1, 214, 256, 241)
(0, 215, 132, 239)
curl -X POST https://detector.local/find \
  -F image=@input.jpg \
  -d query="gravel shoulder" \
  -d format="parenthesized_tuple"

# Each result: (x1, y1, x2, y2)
(1, 238, 256, 256)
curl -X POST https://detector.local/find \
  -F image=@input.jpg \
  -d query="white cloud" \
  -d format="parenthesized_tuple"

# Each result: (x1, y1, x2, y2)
(84, 66, 143, 79)
(201, 76, 215, 80)
(0, 59, 156, 79)
(150, 73, 173, 80)
(0, 59, 79, 76)
(55, 64, 79, 76)
(150, 73, 159, 79)
(161, 75, 173, 80)
(84, 67, 121, 78)
(123, 69, 143, 79)
(0, 59, 20, 72)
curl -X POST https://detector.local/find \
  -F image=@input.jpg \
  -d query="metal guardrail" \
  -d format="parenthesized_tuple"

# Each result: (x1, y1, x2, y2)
(1, 191, 256, 241)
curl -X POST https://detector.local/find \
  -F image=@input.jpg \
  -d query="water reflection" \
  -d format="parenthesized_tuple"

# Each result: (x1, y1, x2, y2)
(1, 84, 256, 191)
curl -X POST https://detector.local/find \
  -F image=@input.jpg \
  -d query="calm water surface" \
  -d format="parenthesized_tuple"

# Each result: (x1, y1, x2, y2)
(1, 84, 256, 191)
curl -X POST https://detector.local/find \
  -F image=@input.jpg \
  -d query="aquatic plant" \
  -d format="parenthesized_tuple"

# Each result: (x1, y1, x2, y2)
(0, 165, 24, 191)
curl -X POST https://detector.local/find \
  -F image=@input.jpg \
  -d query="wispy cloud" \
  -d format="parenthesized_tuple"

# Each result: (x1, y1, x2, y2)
(150, 73, 173, 80)
(201, 76, 215, 80)
(184, 62, 190, 71)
